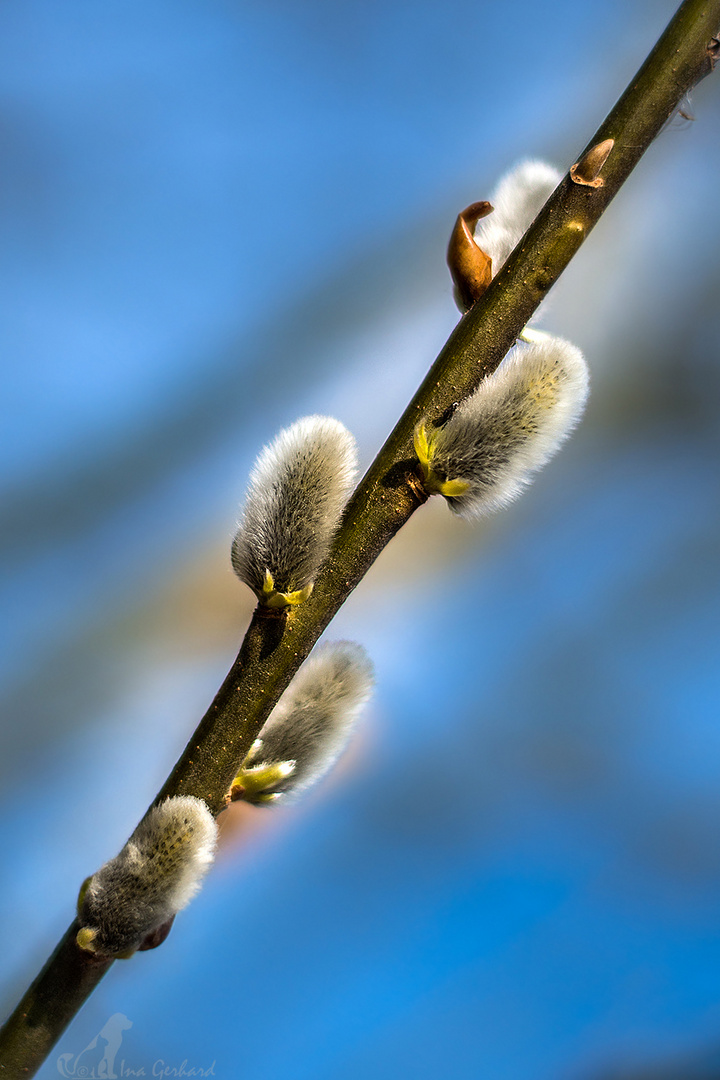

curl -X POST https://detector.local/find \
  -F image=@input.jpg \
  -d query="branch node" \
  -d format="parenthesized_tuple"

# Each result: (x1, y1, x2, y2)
(406, 465, 431, 505)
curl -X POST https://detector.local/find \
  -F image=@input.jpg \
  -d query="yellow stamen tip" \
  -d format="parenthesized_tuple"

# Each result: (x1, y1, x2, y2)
(413, 424, 431, 470)
(262, 582, 314, 608)
(439, 478, 470, 497)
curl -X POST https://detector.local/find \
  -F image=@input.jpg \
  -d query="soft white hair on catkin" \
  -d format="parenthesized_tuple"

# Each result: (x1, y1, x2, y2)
(231, 416, 357, 597)
(77, 796, 217, 958)
(240, 641, 374, 802)
(429, 334, 589, 518)
(474, 160, 562, 273)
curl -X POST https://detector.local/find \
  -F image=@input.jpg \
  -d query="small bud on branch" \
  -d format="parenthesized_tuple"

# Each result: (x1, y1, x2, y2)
(570, 138, 615, 187)
(447, 201, 494, 311)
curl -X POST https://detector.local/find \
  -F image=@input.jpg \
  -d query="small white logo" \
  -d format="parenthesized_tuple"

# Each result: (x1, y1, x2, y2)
(57, 1012, 133, 1078)
(57, 1015, 216, 1078)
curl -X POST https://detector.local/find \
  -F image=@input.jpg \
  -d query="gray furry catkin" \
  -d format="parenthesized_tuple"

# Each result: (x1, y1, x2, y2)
(231, 641, 374, 804)
(76, 796, 217, 958)
(415, 334, 589, 518)
(473, 159, 562, 275)
(231, 415, 357, 604)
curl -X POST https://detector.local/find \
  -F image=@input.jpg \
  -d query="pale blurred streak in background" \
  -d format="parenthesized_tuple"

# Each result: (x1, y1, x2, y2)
(1, 1, 720, 1077)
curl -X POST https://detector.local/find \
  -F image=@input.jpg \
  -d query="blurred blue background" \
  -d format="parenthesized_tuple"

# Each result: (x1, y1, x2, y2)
(1, 1, 720, 1077)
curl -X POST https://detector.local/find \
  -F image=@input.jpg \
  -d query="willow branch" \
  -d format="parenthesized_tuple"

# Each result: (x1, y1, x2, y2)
(2, 0, 718, 1075)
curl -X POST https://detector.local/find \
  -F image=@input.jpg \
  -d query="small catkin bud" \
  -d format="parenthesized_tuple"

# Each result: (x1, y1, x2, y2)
(231, 416, 357, 607)
(473, 160, 562, 275)
(231, 641, 374, 804)
(414, 333, 589, 518)
(76, 796, 217, 959)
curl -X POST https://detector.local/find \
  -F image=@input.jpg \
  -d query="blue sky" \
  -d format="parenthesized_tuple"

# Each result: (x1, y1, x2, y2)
(2, 2, 720, 1077)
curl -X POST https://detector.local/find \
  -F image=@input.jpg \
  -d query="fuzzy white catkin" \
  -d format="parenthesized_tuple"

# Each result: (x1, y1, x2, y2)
(231, 415, 357, 599)
(474, 160, 562, 274)
(77, 796, 217, 958)
(235, 641, 374, 803)
(426, 334, 589, 518)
